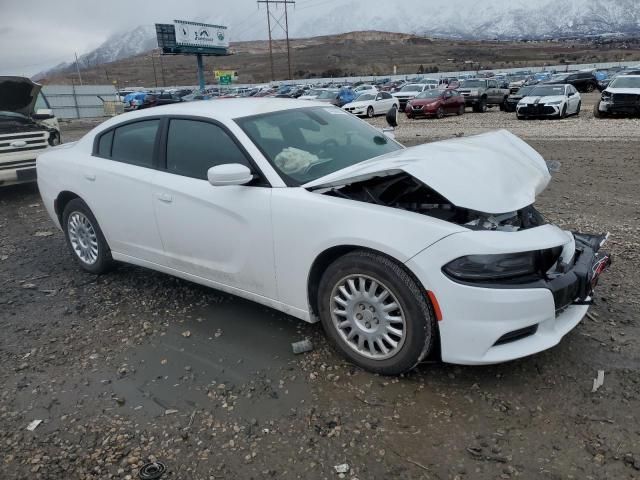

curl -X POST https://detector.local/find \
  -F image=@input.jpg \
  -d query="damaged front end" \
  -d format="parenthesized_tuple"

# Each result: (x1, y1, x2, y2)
(320, 172, 546, 232)
(316, 172, 611, 314)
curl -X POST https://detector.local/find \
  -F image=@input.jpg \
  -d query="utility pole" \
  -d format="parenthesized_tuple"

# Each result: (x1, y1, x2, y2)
(151, 55, 158, 88)
(158, 55, 167, 87)
(257, 0, 295, 81)
(74, 52, 83, 86)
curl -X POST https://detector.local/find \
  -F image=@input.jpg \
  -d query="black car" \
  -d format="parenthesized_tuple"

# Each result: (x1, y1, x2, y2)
(504, 85, 536, 112)
(546, 71, 597, 93)
(155, 93, 183, 106)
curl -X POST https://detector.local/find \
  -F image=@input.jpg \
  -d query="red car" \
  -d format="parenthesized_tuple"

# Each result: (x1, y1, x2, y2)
(406, 89, 466, 119)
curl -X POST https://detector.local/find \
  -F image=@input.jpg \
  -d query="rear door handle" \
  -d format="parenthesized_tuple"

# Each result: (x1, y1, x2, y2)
(157, 193, 173, 204)
(84, 173, 96, 181)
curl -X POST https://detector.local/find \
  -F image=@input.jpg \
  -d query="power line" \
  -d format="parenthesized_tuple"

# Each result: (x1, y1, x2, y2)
(257, 0, 295, 81)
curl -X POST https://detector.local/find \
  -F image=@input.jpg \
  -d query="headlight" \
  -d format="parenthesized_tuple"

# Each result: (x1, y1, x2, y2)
(546, 101, 563, 105)
(443, 252, 538, 281)
(601, 91, 612, 100)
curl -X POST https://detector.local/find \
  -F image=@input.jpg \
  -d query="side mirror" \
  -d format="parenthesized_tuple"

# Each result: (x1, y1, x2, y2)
(207, 164, 254, 187)
(33, 108, 54, 120)
(386, 105, 398, 128)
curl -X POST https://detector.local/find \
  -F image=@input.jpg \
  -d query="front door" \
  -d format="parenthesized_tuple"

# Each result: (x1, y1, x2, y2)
(151, 118, 277, 300)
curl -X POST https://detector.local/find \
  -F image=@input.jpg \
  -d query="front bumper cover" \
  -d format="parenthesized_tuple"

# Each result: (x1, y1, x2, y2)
(406, 228, 611, 364)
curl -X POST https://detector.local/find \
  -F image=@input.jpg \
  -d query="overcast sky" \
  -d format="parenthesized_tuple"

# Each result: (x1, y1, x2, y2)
(0, 0, 356, 76)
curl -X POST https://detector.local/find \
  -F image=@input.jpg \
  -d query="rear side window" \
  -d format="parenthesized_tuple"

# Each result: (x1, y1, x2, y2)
(165, 119, 250, 180)
(111, 120, 160, 167)
(97, 130, 113, 157)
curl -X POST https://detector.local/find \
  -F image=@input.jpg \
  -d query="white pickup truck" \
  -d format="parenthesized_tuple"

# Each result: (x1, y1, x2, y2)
(0, 76, 61, 187)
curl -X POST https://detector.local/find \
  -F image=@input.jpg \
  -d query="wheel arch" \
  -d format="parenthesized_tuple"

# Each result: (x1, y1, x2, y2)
(54, 190, 81, 224)
(306, 245, 431, 320)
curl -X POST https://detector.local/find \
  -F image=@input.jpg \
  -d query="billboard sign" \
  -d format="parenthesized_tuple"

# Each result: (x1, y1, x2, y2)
(174, 20, 229, 49)
(214, 70, 238, 79)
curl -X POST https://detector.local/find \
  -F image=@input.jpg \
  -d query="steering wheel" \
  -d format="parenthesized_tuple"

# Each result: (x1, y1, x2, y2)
(317, 138, 339, 157)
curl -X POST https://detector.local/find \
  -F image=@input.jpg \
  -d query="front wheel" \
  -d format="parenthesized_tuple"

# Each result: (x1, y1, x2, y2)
(436, 107, 444, 119)
(457, 104, 465, 115)
(62, 198, 113, 274)
(366, 106, 374, 118)
(593, 101, 606, 118)
(478, 98, 487, 113)
(575, 101, 581, 116)
(560, 104, 568, 119)
(318, 250, 436, 375)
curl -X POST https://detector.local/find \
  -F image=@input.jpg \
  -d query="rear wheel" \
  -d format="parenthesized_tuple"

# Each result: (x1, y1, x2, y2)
(62, 198, 113, 274)
(367, 106, 375, 118)
(457, 104, 465, 115)
(317, 250, 436, 375)
(585, 83, 595, 93)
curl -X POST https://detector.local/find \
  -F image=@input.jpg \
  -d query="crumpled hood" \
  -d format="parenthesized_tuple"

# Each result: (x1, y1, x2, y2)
(304, 130, 551, 214)
(520, 95, 565, 105)
(0, 76, 42, 116)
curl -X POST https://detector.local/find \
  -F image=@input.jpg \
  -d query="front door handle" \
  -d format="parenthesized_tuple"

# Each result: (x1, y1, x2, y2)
(157, 193, 173, 204)
(84, 173, 96, 182)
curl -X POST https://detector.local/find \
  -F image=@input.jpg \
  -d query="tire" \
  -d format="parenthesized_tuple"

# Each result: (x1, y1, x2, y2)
(366, 106, 374, 118)
(62, 198, 113, 274)
(575, 101, 581, 116)
(560, 104, 567, 119)
(478, 98, 487, 113)
(457, 104, 465, 116)
(517, 114, 525, 120)
(317, 250, 436, 375)
(585, 83, 595, 93)
(436, 107, 444, 119)
(593, 101, 605, 118)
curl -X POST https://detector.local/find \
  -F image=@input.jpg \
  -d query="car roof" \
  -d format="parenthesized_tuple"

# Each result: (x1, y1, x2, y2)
(107, 98, 334, 122)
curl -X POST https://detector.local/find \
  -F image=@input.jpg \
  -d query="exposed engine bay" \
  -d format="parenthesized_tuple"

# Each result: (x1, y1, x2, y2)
(320, 172, 546, 231)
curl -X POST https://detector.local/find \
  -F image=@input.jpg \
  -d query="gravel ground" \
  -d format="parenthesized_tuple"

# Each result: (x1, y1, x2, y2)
(1, 93, 640, 480)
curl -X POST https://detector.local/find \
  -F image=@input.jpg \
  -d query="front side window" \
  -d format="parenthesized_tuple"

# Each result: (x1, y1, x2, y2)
(166, 119, 250, 180)
(111, 119, 159, 167)
(237, 106, 402, 185)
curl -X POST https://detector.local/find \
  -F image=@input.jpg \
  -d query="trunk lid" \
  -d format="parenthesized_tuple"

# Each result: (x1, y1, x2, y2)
(304, 130, 551, 214)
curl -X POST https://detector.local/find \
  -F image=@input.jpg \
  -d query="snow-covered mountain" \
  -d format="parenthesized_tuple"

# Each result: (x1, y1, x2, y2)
(293, 0, 640, 40)
(36, 0, 640, 79)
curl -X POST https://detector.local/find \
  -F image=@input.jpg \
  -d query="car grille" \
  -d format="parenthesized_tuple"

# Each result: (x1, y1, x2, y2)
(612, 93, 640, 106)
(411, 105, 424, 111)
(0, 132, 49, 162)
(520, 104, 555, 115)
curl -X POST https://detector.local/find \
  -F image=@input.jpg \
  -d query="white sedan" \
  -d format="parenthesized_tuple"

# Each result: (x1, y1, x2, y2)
(516, 84, 581, 119)
(37, 99, 610, 374)
(342, 92, 399, 117)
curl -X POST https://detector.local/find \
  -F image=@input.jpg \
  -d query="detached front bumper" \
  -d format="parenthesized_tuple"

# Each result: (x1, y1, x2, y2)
(599, 97, 640, 115)
(406, 226, 611, 365)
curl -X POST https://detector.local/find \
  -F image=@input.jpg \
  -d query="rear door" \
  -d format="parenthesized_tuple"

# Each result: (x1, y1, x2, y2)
(151, 117, 277, 299)
(85, 119, 164, 263)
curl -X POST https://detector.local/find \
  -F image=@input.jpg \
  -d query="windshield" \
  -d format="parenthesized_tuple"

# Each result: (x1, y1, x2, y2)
(529, 85, 566, 96)
(236, 106, 402, 185)
(400, 85, 422, 92)
(356, 94, 376, 101)
(316, 90, 337, 99)
(515, 86, 535, 96)
(415, 90, 441, 99)
(460, 79, 486, 88)
(549, 74, 568, 82)
(609, 77, 640, 89)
